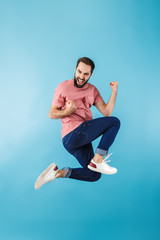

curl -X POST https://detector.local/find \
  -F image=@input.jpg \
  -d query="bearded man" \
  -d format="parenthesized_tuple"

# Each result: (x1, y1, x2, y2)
(35, 57, 120, 189)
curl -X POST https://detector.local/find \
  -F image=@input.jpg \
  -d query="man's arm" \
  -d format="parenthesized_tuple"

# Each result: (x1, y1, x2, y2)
(95, 81, 118, 117)
(49, 100, 77, 119)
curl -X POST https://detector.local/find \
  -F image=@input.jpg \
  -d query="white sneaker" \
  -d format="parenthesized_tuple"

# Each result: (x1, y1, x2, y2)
(34, 163, 59, 189)
(87, 153, 117, 175)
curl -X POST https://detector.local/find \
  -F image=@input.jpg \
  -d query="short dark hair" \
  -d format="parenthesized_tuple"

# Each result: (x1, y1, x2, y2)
(76, 57, 95, 73)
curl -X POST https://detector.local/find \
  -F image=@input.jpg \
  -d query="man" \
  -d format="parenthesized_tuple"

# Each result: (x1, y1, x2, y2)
(35, 57, 120, 189)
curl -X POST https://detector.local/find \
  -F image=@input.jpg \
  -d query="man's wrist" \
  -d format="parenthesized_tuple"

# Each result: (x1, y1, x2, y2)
(112, 90, 117, 96)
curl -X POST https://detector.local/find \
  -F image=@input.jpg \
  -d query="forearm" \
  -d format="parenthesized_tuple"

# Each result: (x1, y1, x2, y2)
(49, 108, 68, 119)
(105, 91, 117, 116)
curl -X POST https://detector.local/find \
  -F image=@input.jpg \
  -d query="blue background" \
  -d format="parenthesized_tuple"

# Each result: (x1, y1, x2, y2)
(0, 0, 160, 239)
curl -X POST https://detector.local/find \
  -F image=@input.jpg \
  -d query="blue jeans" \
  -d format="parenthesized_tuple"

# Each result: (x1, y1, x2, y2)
(62, 116, 120, 182)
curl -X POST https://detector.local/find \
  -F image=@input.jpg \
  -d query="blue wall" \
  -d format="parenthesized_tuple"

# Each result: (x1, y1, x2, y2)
(0, 0, 160, 239)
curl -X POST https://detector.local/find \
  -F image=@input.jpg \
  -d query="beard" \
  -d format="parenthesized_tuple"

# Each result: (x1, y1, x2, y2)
(74, 74, 89, 88)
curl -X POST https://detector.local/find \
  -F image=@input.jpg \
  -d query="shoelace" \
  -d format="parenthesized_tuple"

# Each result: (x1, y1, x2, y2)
(103, 152, 113, 163)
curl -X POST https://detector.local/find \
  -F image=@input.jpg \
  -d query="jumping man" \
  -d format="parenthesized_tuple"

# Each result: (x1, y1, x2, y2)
(35, 57, 120, 189)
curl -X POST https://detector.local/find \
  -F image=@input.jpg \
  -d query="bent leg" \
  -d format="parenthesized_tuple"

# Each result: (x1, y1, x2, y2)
(95, 116, 120, 155)
(64, 116, 120, 156)
(61, 116, 120, 180)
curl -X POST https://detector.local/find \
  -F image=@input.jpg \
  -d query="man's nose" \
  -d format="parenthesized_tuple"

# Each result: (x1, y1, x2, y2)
(80, 73, 84, 79)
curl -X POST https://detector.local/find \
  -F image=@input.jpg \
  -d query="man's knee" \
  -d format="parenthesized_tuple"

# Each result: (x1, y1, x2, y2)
(109, 116, 121, 129)
(114, 117, 120, 129)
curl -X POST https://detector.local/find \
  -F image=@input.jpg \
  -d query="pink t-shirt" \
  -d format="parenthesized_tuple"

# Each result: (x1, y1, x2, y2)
(52, 79, 104, 138)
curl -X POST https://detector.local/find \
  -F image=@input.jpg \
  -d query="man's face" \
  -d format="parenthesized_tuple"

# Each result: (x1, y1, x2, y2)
(74, 62, 92, 88)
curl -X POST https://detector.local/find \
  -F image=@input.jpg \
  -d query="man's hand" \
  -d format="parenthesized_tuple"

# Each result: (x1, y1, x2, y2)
(110, 81, 118, 94)
(49, 100, 77, 119)
(65, 100, 77, 115)
(95, 81, 118, 117)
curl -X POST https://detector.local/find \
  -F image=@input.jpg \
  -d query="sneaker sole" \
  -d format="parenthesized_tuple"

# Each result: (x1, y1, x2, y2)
(34, 163, 58, 189)
(88, 165, 117, 175)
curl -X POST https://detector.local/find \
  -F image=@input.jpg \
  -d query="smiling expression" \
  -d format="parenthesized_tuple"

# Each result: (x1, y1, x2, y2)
(74, 62, 92, 88)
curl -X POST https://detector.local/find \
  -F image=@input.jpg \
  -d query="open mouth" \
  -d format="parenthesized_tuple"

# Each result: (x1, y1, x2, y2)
(77, 78, 85, 85)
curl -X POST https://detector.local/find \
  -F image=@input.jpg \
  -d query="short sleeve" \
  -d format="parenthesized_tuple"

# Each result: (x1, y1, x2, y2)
(52, 84, 65, 107)
(93, 87, 104, 105)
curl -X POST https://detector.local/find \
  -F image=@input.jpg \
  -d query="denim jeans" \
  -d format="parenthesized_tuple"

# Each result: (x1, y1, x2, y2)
(62, 116, 120, 182)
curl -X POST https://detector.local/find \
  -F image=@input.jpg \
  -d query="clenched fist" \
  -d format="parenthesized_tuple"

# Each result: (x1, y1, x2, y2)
(65, 100, 77, 115)
(110, 81, 118, 94)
